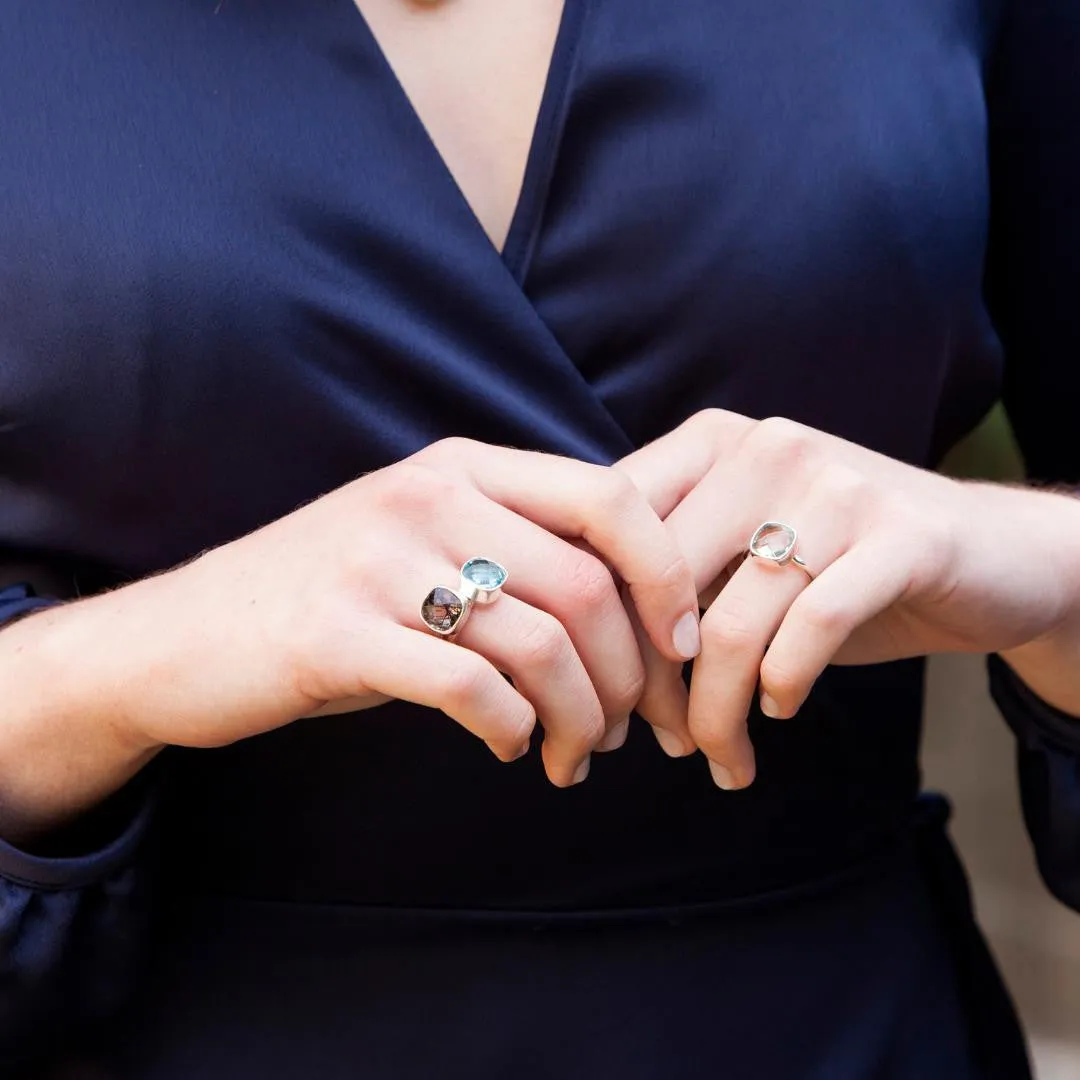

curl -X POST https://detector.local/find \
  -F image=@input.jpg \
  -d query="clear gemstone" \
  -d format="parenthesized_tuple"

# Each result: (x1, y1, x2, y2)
(750, 523, 796, 562)
(461, 558, 507, 590)
(421, 587, 464, 633)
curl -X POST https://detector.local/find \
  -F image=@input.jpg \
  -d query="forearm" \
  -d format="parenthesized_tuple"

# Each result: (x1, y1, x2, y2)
(0, 588, 165, 845)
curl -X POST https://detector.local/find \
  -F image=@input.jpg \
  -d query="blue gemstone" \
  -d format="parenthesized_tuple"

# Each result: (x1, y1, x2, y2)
(461, 558, 507, 590)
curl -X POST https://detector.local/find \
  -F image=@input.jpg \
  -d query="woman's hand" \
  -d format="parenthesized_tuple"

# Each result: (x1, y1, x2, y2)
(13, 438, 699, 825)
(618, 410, 1080, 789)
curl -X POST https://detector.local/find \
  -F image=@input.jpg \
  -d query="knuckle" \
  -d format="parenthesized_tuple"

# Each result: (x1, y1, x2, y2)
(755, 415, 800, 440)
(706, 620, 759, 653)
(701, 598, 763, 652)
(744, 416, 814, 472)
(759, 655, 803, 701)
(560, 552, 618, 612)
(517, 613, 572, 670)
(686, 713, 732, 755)
(686, 408, 724, 436)
(437, 655, 491, 711)
(413, 436, 477, 467)
(699, 407, 728, 429)
(687, 407, 737, 448)
(377, 462, 457, 515)
(796, 595, 848, 638)
(592, 467, 641, 518)
(505, 708, 537, 749)
(571, 710, 607, 753)
(612, 664, 647, 714)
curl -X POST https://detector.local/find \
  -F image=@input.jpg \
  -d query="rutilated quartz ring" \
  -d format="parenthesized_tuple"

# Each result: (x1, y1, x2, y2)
(747, 522, 813, 578)
(420, 557, 509, 638)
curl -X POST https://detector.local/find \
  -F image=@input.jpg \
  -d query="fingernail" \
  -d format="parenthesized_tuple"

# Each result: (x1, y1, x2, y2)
(571, 756, 591, 785)
(760, 694, 781, 719)
(597, 718, 630, 753)
(709, 760, 738, 790)
(653, 726, 691, 758)
(672, 611, 701, 660)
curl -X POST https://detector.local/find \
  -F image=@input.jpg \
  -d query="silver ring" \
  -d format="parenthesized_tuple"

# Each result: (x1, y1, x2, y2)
(421, 557, 508, 638)
(747, 522, 813, 579)
(458, 557, 508, 605)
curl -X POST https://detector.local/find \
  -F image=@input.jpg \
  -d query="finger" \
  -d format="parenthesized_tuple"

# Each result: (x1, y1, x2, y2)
(615, 410, 755, 517)
(446, 491, 648, 741)
(698, 554, 742, 609)
(622, 587, 695, 757)
(691, 558, 808, 788)
(661, 460, 773, 594)
(659, 418, 847, 595)
(429, 441, 702, 663)
(303, 693, 391, 718)
(760, 540, 911, 718)
(451, 594, 606, 787)
(691, 516, 848, 788)
(359, 622, 537, 762)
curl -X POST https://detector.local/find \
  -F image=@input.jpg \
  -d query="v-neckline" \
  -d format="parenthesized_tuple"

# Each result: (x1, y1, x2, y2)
(339, 0, 588, 284)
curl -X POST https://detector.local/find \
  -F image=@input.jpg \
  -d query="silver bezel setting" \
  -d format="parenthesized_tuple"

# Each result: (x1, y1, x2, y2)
(747, 521, 812, 578)
(459, 557, 509, 605)
(420, 585, 471, 637)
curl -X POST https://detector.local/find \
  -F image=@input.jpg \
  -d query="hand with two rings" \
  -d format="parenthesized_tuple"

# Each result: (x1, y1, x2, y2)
(101, 438, 701, 788)
(617, 409, 1080, 789)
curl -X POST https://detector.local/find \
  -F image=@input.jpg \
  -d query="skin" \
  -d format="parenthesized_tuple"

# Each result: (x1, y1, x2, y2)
(354, 0, 567, 252)
(617, 410, 1080, 789)
(346, 1, 1080, 783)
(3, 5, 1078, 843)
(0, 441, 700, 843)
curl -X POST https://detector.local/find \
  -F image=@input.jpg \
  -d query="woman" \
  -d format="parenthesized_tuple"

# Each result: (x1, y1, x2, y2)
(1, 0, 1078, 1076)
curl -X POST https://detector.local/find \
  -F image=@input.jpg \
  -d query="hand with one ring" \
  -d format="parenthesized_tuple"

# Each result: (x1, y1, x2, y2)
(31, 438, 701, 813)
(617, 409, 1080, 789)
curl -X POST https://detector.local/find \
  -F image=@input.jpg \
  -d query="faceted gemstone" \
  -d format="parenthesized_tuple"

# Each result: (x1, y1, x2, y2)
(750, 522, 796, 562)
(460, 558, 508, 590)
(421, 586, 464, 633)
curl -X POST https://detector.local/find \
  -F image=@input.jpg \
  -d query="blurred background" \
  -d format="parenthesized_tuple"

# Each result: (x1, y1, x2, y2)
(927, 408, 1080, 1078)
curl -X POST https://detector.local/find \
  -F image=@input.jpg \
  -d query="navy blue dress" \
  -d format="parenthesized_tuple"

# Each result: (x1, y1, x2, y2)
(2, 1, 1079, 1076)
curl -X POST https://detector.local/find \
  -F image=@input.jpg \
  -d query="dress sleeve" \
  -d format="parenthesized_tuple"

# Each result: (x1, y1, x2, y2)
(984, 0, 1080, 912)
(0, 584, 153, 1072)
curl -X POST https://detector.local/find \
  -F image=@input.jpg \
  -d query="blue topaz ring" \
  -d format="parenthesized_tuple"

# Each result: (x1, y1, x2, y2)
(457, 557, 508, 605)
(747, 522, 813, 579)
(420, 557, 508, 638)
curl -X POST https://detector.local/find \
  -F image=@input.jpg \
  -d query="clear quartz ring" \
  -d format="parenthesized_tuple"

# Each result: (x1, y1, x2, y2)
(747, 522, 813, 578)
(420, 558, 508, 638)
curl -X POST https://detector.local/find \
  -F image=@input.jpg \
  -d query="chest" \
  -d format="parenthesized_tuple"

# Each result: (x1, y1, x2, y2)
(0, 0, 1003, 569)
(352, 0, 566, 252)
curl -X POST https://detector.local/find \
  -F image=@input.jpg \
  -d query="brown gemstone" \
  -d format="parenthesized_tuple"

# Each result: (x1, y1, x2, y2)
(421, 586, 464, 633)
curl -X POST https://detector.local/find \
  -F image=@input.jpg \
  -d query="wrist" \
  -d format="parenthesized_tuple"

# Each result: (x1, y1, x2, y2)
(993, 484, 1080, 717)
(5, 587, 166, 756)
(0, 596, 162, 842)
